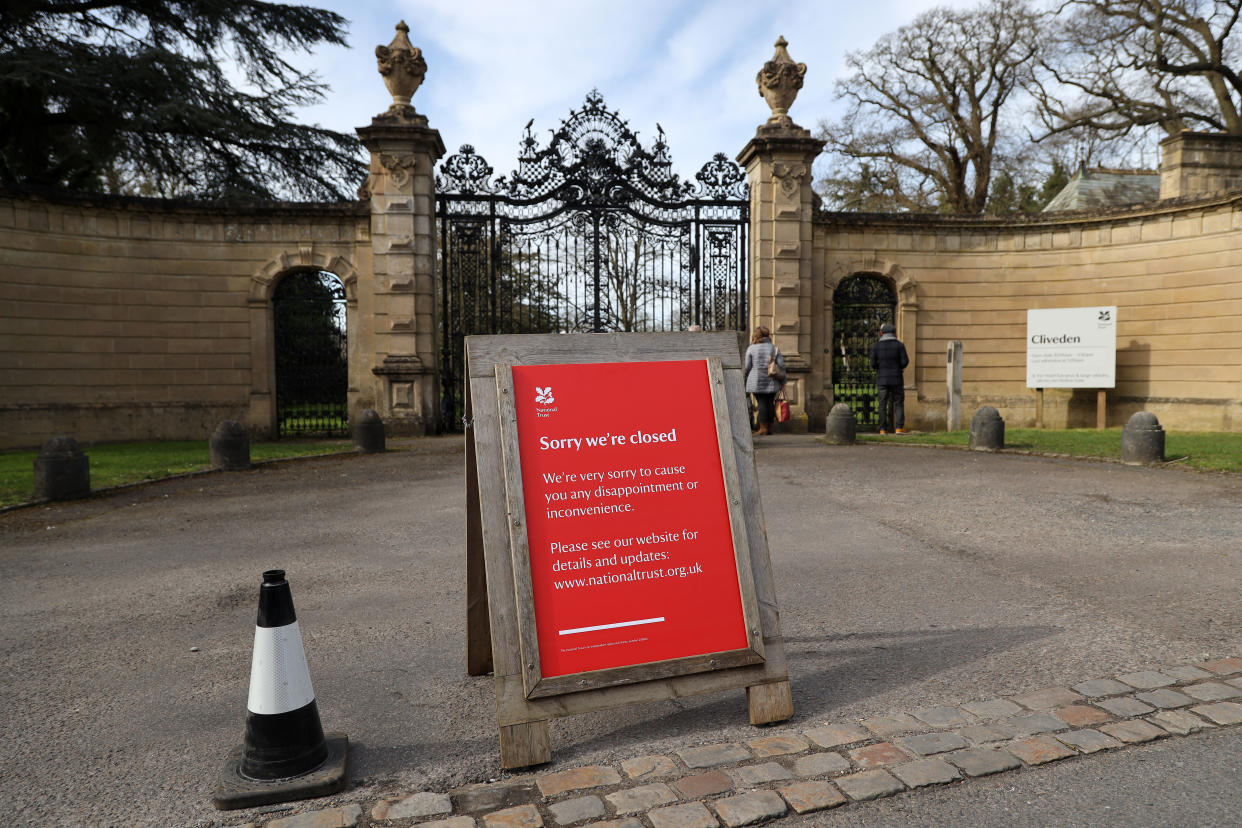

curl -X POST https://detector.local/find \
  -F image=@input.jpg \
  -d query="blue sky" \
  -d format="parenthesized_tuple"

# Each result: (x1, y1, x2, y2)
(295, 1, 980, 181)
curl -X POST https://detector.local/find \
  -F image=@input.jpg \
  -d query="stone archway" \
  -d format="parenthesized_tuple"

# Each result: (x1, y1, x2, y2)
(831, 273, 897, 431)
(824, 257, 920, 430)
(249, 249, 359, 437)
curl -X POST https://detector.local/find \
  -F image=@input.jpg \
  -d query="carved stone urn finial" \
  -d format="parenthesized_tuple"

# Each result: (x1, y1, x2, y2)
(375, 20, 427, 113)
(757, 36, 807, 126)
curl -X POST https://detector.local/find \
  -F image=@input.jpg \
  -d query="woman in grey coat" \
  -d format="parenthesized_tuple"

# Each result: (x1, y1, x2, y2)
(744, 326, 785, 435)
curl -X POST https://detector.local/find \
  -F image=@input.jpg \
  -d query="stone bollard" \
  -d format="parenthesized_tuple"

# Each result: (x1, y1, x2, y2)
(1121, 411, 1165, 465)
(210, 420, 251, 471)
(353, 409, 386, 454)
(33, 436, 90, 501)
(969, 406, 1005, 452)
(824, 403, 856, 445)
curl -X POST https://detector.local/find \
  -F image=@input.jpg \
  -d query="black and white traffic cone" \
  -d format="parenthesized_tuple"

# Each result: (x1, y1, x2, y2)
(213, 569, 349, 810)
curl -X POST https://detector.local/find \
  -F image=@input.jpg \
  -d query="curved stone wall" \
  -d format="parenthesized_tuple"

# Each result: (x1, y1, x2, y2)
(3, 154, 1241, 451)
(0, 192, 370, 449)
(809, 192, 1242, 431)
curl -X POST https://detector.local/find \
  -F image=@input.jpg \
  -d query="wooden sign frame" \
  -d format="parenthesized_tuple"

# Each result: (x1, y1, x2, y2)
(465, 332, 792, 769)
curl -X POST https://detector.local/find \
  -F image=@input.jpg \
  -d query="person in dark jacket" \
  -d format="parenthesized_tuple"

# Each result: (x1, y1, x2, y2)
(744, 325, 785, 435)
(870, 321, 909, 434)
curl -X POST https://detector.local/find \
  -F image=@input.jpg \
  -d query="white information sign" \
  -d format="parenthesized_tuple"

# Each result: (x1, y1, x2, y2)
(1026, 306, 1117, 389)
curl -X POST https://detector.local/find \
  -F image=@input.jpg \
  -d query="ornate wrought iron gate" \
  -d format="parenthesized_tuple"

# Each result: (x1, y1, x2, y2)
(436, 91, 748, 430)
(832, 275, 896, 431)
(272, 271, 348, 437)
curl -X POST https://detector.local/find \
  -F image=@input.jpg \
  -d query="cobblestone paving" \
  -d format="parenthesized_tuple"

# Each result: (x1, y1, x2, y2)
(208, 657, 1242, 828)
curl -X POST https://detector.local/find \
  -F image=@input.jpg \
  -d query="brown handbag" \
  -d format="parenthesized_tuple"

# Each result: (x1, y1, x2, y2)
(766, 348, 785, 382)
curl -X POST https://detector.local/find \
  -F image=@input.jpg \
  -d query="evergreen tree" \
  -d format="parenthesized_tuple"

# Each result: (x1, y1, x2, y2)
(273, 271, 346, 405)
(986, 171, 1020, 215)
(1036, 160, 1070, 207)
(0, 0, 365, 200)
(986, 160, 1072, 214)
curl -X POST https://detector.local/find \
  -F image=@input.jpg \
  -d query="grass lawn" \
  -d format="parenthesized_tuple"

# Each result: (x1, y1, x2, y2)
(0, 439, 354, 508)
(4, 428, 1238, 509)
(858, 428, 1242, 474)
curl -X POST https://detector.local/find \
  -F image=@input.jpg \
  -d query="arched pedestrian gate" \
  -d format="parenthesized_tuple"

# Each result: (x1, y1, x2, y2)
(832, 274, 896, 431)
(272, 271, 348, 437)
(435, 91, 748, 430)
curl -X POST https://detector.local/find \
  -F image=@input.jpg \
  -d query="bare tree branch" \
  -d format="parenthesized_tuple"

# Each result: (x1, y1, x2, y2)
(1034, 0, 1242, 137)
(816, 0, 1044, 214)
(0, 0, 364, 199)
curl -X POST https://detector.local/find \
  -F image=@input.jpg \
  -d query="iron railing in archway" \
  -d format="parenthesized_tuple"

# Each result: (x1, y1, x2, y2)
(832, 275, 896, 431)
(272, 271, 348, 437)
(435, 91, 748, 431)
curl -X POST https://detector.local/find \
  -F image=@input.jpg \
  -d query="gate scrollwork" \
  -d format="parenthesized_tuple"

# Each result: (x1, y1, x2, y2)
(436, 90, 749, 431)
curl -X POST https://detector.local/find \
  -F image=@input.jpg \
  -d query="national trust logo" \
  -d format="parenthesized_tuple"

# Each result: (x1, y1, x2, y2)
(535, 386, 558, 419)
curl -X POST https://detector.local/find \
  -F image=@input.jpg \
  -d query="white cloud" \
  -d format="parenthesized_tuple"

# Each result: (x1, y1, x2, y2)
(293, 0, 982, 182)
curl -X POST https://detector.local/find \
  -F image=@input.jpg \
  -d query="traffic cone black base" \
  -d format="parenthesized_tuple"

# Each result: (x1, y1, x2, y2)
(213, 569, 348, 810)
(212, 732, 348, 810)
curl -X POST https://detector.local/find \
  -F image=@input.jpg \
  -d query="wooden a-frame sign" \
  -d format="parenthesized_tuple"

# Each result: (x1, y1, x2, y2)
(465, 332, 792, 769)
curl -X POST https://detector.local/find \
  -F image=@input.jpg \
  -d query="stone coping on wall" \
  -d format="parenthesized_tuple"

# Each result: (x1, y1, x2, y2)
(1158, 130, 1242, 149)
(204, 656, 1242, 828)
(815, 187, 1242, 228)
(0, 185, 369, 218)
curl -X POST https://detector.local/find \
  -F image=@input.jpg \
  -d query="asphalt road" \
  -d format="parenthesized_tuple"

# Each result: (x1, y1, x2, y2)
(1, 435, 1240, 827)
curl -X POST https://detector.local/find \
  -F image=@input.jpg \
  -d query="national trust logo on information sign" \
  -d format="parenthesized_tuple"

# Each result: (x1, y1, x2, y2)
(535, 386, 558, 418)
(1026, 306, 1117, 389)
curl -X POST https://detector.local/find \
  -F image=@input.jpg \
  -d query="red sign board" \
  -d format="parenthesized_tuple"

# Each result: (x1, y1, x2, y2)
(511, 360, 748, 678)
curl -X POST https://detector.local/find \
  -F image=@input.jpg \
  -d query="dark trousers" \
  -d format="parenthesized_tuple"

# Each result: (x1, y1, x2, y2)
(752, 392, 776, 425)
(877, 384, 904, 431)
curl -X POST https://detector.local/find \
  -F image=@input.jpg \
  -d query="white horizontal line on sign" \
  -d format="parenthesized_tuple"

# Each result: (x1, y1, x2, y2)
(559, 617, 665, 636)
